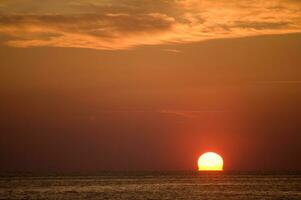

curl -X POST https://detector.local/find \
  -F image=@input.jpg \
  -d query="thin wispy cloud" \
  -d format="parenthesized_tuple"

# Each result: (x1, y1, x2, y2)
(159, 110, 226, 118)
(163, 49, 182, 53)
(0, 0, 300, 50)
(255, 81, 301, 85)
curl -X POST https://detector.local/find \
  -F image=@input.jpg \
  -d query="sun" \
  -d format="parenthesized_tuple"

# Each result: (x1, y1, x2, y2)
(198, 152, 223, 171)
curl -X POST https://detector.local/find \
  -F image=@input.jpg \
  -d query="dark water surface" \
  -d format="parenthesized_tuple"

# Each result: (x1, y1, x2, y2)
(1, 171, 300, 199)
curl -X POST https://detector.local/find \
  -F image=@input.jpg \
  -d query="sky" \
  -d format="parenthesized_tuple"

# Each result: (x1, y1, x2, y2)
(0, 0, 301, 172)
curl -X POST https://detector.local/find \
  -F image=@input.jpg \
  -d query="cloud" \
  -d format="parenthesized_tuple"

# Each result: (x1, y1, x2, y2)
(0, 0, 300, 50)
(159, 110, 225, 118)
(0, 13, 176, 49)
(254, 81, 301, 85)
(163, 49, 182, 53)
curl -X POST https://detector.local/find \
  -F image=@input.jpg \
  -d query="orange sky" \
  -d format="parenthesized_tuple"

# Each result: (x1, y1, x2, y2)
(0, 0, 301, 172)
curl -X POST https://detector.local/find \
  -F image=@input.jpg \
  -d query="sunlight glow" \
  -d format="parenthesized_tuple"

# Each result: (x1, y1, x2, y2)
(198, 152, 223, 171)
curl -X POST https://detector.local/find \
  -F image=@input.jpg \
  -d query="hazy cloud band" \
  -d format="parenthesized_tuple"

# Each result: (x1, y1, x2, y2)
(0, 0, 300, 50)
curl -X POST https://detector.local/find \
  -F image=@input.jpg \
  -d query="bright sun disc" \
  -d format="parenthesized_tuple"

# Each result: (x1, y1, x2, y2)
(198, 152, 223, 171)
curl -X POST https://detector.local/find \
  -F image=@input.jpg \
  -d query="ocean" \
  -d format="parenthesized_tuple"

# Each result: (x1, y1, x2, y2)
(1, 171, 300, 199)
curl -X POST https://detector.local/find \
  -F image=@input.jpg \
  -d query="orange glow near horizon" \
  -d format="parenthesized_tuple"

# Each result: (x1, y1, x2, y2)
(198, 152, 223, 171)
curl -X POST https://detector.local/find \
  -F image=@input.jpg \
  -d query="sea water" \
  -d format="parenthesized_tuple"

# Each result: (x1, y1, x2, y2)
(1, 171, 300, 199)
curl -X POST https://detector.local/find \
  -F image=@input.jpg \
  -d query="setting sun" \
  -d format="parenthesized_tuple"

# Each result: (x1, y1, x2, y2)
(198, 152, 223, 171)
